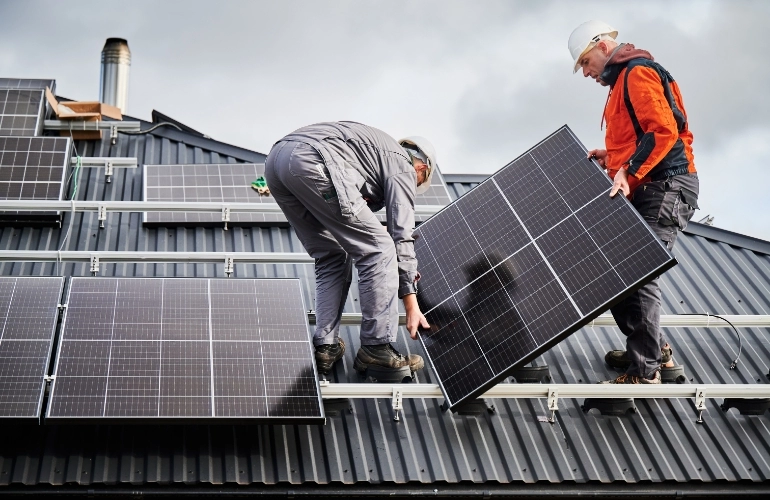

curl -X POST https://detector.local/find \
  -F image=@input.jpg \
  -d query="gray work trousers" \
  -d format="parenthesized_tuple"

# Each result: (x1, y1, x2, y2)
(264, 140, 399, 346)
(610, 173, 700, 378)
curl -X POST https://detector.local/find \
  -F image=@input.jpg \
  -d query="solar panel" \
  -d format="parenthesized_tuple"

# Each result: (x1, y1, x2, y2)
(47, 278, 324, 423)
(0, 136, 70, 225)
(0, 79, 56, 92)
(0, 89, 46, 136)
(0, 277, 64, 420)
(143, 163, 452, 227)
(143, 163, 286, 226)
(414, 126, 676, 408)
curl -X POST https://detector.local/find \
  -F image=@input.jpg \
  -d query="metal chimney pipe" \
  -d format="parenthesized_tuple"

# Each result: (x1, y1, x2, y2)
(99, 38, 131, 114)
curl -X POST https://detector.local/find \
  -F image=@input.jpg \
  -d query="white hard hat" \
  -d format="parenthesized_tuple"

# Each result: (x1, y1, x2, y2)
(399, 136, 437, 195)
(568, 20, 618, 73)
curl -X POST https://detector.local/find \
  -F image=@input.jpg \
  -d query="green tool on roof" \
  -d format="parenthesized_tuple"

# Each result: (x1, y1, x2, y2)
(251, 176, 270, 195)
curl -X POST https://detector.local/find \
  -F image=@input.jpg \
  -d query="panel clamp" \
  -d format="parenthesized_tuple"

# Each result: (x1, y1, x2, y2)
(57, 303, 67, 311)
(392, 387, 404, 422)
(695, 387, 706, 423)
(224, 256, 235, 277)
(105, 161, 114, 183)
(44, 375, 55, 383)
(547, 386, 559, 423)
(110, 124, 118, 145)
(222, 206, 231, 231)
(98, 204, 107, 229)
(90, 255, 100, 275)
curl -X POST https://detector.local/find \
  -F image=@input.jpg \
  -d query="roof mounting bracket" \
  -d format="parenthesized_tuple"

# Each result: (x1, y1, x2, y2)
(224, 256, 235, 277)
(392, 387, 403, 422)
(90, 255, 100, 276)
(110, 124, 118, 145)
(221, 206, 231, 231)
(104, 162, 113, 183)
(695, 387, 706, 423)
(547, 386, 559, 423)
(98, 205, 107, 229)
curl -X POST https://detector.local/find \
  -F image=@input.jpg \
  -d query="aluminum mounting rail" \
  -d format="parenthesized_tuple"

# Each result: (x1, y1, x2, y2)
(44, 119, 141, 132)
(319, 381, 770, 422)
(0, 200, 445, 218)
(309, 312, 770, 328)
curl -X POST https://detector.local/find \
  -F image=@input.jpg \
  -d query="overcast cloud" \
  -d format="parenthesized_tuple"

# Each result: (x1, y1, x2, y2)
(1, 0, 768, 240)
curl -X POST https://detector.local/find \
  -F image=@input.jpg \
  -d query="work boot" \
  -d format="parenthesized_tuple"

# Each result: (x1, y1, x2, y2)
(353, 343, 424, 374)
(315, 338, 345, 374)
(605, 345, 673, 369)
(599, 371, 662, 384)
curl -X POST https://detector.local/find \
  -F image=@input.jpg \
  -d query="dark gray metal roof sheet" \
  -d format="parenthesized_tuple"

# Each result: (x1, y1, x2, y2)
(0, 132, 768, 494)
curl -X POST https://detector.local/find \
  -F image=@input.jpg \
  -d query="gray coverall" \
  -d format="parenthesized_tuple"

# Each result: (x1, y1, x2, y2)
(264, 122, 420, 346)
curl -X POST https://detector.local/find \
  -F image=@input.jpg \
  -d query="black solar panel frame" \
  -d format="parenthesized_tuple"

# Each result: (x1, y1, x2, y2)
(46, 277, 325, 424)
(414, 125, 677, 409)
(0, 277, 64, 422)
(0, 136, 70, 226)
(142, 162, 453, 228)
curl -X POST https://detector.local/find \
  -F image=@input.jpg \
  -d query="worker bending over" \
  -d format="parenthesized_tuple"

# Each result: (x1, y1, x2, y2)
(568, 21, 700, 384)
(264, 122, 433, 377)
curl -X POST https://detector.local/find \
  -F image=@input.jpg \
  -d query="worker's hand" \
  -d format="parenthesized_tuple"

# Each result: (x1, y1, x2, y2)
(610, 167, 630, 198)
(403, 293, 430, 340)
(587, 149, 607, 168)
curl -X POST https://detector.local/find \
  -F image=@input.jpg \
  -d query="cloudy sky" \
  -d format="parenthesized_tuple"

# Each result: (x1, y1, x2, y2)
(1, 0, 768, 240)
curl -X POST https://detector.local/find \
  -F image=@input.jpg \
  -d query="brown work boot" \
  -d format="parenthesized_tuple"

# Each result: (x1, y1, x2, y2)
(599, 371, 662, 384)
(353, 343, 424, 373)
(315, 338, 345, 374)
(605, 345, 673, 369)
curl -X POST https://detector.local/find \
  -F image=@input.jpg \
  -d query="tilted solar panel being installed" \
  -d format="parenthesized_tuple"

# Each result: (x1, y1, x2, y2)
(46, 278, 324, 423)
(0, 78, 56, 91)
(414, 125, 676, 408)
(143, 162, 452, 227)
(0, 277, 64, 420)
(0, 136, 70, 225)
(0, 89, 46, 136)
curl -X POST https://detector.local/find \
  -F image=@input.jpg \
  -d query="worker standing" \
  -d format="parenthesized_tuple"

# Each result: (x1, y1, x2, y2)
(568, 21, 700, 384)
(264, 122, 433, 377)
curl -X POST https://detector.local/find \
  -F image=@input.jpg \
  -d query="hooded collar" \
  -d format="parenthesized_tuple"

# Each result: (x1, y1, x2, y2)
(599, 43, 654, 87)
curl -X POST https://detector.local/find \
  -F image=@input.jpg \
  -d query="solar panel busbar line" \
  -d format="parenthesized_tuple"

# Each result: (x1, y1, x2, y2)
(0, 277, 65, 421)
(414, 125, 676, 409)
(0, 136, 71, 226)
(46, 278, 325, 424)
(143, 162, 453, 227)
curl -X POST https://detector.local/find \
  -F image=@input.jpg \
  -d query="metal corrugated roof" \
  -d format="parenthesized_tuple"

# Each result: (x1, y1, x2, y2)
(0, 128, 768, 495)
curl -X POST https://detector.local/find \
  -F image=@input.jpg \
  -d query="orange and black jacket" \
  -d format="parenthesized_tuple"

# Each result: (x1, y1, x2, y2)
(600, 44, 696, 192)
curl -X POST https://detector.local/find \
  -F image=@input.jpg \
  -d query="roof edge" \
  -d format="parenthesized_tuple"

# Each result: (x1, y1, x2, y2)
(684, 222, 770, 256)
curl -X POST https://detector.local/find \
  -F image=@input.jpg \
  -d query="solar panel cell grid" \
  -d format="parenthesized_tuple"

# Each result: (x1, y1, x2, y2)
(47, 278, 323, 422)
(414, 126, 675, 407)
(0, 277, 64, 419)
(0, 89, 45, 136)
(143, 163, 453, 226)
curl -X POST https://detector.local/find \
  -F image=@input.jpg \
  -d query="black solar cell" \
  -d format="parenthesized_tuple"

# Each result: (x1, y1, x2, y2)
(0, 277, 64, 420)
(413, 126, 676, 408)
(47, 278, 323, 423)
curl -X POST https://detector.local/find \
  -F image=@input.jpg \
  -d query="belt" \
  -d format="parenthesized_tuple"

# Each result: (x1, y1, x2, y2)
(650, 165, 690, 182)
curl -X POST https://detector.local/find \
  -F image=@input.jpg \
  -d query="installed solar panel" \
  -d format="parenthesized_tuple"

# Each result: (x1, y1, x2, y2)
(0, 78, 56, 92)
(0, 277, 64, 420)
(143, 163, 452, 227)
(414, 126, 676, 408)
(0, 136, 70, 225)
(47, 278, 323, 423)
(0, 89, 46, 136)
